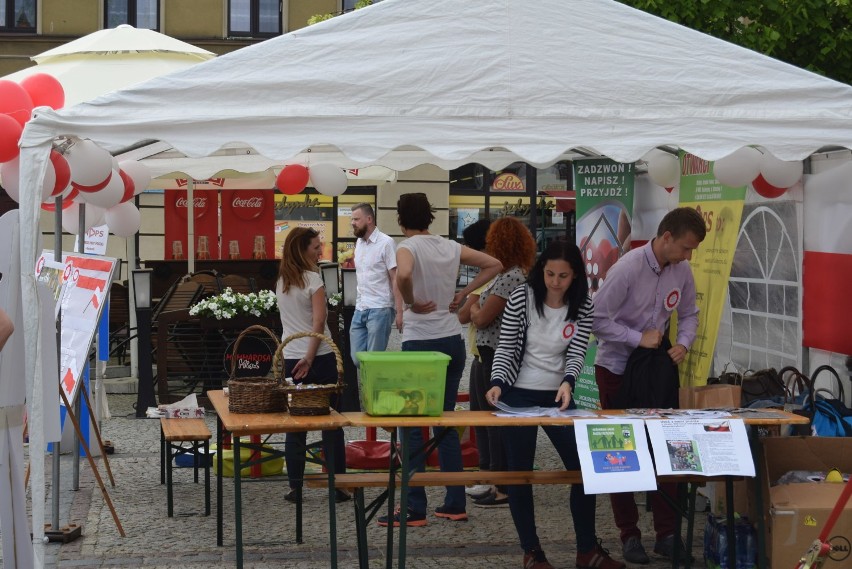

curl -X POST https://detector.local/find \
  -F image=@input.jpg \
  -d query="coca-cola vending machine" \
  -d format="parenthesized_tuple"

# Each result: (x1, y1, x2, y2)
(220, 189, 275, 260)
(164, 189, 220, 260)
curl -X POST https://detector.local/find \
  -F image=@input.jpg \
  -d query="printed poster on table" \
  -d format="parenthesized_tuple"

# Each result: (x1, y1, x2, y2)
(572, 158, 635, 409)
(645, 418, 754, 477)
(574, 419, 657, 494)
(677, 153, 746, 388)
(35, 251, 117, 405)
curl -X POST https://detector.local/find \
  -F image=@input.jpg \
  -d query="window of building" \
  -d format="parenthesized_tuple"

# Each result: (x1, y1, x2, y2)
(1, 0, 36, 32)
(229, 0, 281, 38)
(105, 0, 158, 29)
(342, 0, 383, 13)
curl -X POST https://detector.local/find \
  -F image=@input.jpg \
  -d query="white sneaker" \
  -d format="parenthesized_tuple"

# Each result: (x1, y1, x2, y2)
(465, 484, 491, 497)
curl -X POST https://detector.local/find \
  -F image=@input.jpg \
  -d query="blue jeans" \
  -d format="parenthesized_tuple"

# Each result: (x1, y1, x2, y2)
(501, 387, 597, 553)
(401, 334, 466, 514)
(350, 307, 396, 367)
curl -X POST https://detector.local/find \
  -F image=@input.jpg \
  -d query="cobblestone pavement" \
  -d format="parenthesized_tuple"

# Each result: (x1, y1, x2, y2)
(4, 328, 707, 568)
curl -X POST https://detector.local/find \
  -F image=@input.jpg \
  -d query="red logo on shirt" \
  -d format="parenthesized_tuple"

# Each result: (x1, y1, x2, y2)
(665, 289, 681, 311)
(562, 323, 576, 340)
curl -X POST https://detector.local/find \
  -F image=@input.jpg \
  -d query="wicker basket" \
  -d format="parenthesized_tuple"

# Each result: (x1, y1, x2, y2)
(227, 325, 287, 414)
(275, 331, 344, 416)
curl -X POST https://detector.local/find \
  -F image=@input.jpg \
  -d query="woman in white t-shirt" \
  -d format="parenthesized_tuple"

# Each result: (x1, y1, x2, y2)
(275, 227, 348, 504)
(378, 192, 501, 528)
(486, 241, 624, 569)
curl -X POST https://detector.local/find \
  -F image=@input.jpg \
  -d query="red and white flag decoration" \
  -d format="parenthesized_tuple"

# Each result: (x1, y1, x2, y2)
(802, 160, 852, 355)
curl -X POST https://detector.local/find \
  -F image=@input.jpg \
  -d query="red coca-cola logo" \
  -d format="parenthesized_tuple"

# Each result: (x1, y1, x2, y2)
(229, 190, 267, 221)
(173, 190, 213, 220)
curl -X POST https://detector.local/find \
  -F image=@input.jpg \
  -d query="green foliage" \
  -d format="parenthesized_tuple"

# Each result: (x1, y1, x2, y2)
(618, 0, 852, 84)
(308, 0, 373, 26)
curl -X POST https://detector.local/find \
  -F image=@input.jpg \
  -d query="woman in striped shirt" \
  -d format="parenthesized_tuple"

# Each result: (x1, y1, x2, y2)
(486, 241, 624, 569)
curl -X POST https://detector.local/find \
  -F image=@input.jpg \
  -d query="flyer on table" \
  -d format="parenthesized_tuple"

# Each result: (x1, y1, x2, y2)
(574, 419, 657, 494)
(645, 418, 755, 477)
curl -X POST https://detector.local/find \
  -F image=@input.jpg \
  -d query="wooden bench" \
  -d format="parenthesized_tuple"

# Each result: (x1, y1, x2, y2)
(160, 418, 212, 517)
(307, 469, 736, 569)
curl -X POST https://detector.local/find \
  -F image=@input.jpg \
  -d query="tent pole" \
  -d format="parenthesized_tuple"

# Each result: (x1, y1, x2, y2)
(187, 179, 195, 274)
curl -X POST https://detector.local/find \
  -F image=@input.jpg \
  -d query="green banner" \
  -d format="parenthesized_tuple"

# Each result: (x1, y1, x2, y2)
(677, 153, 746, 388)
(573, 158, 635, 409)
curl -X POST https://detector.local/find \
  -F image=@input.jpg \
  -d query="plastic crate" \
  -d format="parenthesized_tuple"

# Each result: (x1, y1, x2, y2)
(356, 351, 450, 416)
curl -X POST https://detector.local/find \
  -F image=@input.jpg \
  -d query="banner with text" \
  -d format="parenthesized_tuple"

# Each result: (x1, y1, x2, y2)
(678, 153, 746, 387)
(573, 158, 635, 409)
(221, 189, 275, 260)
(163, 189, 220, 260)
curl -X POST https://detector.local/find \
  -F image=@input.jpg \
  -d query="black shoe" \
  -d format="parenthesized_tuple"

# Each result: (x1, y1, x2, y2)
(335, 489, 351, 503)
(284, 489, 299, 503)
(653, 534, 694, 563)
(473, 490, 509, 508)
(377, 508, 427, 527)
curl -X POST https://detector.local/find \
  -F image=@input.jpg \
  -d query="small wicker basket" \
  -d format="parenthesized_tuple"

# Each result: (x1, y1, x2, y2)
(275, 331, 344, 416)
(227, 325, 287, 414)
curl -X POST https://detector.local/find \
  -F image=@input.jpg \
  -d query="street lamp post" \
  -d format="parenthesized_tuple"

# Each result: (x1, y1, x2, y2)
(132, 268, 157, 418)
(339, 268, 360, 411)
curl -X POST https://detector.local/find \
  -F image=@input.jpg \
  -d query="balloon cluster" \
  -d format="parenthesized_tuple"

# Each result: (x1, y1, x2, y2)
(644, 149, 680, 192)
(712, 147, 802, 199)
(275, 163, 349, 197)
(0, 74, 151, 237)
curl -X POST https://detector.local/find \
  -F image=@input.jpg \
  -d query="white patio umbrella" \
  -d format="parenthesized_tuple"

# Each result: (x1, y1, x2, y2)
(2, 24, 215, 107)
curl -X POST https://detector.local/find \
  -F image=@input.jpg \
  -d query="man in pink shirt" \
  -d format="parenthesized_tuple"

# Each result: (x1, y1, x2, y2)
(592, 207, 706, 565)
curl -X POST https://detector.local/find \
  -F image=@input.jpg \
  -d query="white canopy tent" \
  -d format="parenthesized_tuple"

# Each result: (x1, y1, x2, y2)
(11, 0, 852, 563)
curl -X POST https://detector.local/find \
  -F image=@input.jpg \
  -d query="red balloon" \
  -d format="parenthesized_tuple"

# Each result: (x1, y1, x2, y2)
(0, 80, 34, 126)
(41, 198, 76, 212)
(118, 169, 135, 203)
(49, 150, 71, 196)
(20, 73, 65, 110)
(72, 170, 112, 193)
(276, 164, 309, 195)
(0, 114, 22, 163)
(752, 174, 787, 199)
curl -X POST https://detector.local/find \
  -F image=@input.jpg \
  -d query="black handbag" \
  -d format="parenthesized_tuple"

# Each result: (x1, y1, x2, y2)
(739, 367, 787, 407)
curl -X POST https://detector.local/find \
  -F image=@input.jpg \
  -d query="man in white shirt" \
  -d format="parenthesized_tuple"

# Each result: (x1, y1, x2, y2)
(349, 203, 402, 367)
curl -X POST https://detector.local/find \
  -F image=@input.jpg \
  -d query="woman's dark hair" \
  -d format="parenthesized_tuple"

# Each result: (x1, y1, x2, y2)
(462, 218, 491, 251)
(527, 240, 588, 321)
(396, 192, 435, 231)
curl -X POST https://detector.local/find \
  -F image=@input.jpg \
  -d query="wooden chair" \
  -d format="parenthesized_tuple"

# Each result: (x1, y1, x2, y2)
(186, 270, 221, 298)
(108, 282, 131, 365)
(217, 273, 256, 294)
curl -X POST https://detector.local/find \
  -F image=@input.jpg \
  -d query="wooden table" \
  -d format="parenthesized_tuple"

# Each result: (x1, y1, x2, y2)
(343, 408, 809, 569)
(208, 390, 349, 569)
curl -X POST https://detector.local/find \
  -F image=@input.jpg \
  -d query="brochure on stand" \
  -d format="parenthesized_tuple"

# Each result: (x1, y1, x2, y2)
(574, 419, 658, 494)
(645, 418, 755, 477)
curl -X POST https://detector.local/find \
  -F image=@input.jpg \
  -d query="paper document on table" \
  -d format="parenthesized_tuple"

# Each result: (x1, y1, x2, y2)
(645, 418, 755, 477)
(493, 401, 598, 418)
(574, 419, 657, 494)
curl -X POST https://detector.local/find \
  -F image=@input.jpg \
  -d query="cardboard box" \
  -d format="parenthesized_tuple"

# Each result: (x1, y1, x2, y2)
(703, 479, 752, 518)
(769, 483, 852, 566)
(760, 437, 852, 567)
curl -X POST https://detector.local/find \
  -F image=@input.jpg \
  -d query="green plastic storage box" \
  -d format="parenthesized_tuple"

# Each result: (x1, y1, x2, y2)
(356, 351, 450, 416)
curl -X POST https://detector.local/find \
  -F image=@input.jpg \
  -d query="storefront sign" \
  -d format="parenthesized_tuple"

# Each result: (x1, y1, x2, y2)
(223, 336, 273, 377)
(221, 190, 274, 259)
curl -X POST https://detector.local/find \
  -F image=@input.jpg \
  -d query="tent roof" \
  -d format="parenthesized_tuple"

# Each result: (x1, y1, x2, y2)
(22, 0, 852, 167)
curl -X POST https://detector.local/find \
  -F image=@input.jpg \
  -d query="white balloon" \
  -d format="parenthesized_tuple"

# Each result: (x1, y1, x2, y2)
(760, 153, 803, 188)
(105, 201, 141, 237)
(712, 147, 762, 188)
(309, 163, 348, 196)
(645, 151, 679, 188)
(119, 160, 151, 196)
(0, 156, 56, 202)
(81, 169, 125, 209)
(0, 158, 20, 202)
(61, 202, 106, 234)
(65, 139, 113, 187)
